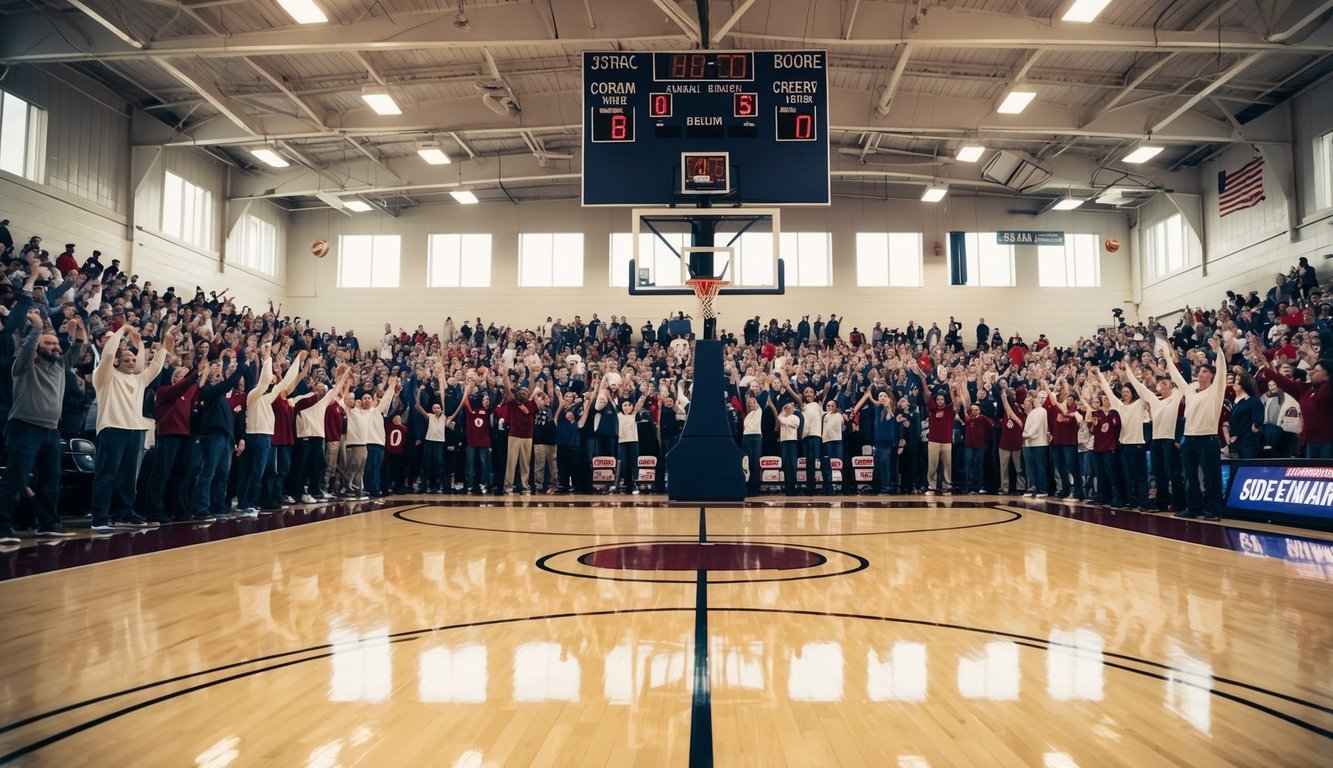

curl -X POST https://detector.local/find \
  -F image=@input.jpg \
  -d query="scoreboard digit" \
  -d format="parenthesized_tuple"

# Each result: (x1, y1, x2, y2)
(582, 50, 830, 206)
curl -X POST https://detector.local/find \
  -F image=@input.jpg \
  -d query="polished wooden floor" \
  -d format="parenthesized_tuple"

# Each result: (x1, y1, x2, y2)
(0, 497, 1329, 767)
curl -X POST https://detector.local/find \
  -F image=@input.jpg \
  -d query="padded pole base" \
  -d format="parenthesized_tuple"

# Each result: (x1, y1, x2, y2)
(666, 340, 747, 501)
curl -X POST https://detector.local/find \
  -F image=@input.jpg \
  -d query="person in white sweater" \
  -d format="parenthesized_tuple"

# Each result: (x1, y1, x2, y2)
(345, 377, 399, 499)
(1020, 390, 1050, 497)
(90, 324, 177, 533)
(1164, 338, 1227, 520)
(238, 347, 307, 515)
(291, 367, 352, 503)
(1097, 366, 1149, 510)
(1123, 361, 1186, 513)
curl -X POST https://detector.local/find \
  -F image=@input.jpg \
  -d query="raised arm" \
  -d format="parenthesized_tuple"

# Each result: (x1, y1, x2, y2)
(1162, 343, 1190, 389)
(247, 351, 275, 406)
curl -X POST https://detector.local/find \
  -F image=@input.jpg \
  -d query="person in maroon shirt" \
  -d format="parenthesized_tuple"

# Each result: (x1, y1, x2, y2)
(324, 396, 348, 495)
(961, 403, 994, 494)
(909, 358, 959, 495)
(265, 392, 297, 507)
(1082, 395, 1122, 507)
(1046, 388, 1084, 500)
(499, 372, 536, 494)
(384, 415, 408, 493)
(1251, 338, 1332, 457)
(997, 385, 1026, 495)
(144, 357, 207, 522)
(55, 245, 78, 277)
(463, 387, 494, 493)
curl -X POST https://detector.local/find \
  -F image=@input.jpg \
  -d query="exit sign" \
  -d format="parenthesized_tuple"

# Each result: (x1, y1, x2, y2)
(997, 231, 1065, 246)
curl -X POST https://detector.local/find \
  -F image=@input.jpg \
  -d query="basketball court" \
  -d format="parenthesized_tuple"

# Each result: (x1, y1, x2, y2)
(0, 496, 1329, 766)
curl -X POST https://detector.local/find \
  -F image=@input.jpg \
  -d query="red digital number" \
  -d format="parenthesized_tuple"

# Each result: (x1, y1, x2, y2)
(735, 93, 755, 117)
(671, 55, 687, 79)
(795, 113, 812, 140)
(719, 54, 747, 79)
(610, 114, 628, 140)
(651, 93, 671, 117)
(709, 157, 725, 178)
(689, 55, 705, 79)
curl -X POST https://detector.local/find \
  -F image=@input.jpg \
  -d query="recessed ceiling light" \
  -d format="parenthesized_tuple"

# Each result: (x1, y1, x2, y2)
(343, 200, 372, 212)
(276, 0, 327, 24)
(250, 148, 289, 168)
(997, 90, 1037, 114)
(361, 88, 401, 116)
(955, 145, 986, 163)
(416, 142, 451, 165)
(1122, 146, 1164, 164)
(1062, 0, 1113, 23)
(1052, 197, 1083, 210)
(450, 189, 479, 205)
(921, 186, 947, 203)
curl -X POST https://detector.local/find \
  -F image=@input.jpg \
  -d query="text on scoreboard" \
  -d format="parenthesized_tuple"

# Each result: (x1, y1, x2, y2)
(582, 50, 830, 206)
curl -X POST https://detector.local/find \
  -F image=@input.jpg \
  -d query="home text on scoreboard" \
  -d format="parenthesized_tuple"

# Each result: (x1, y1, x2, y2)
(582, 50, 830, 206)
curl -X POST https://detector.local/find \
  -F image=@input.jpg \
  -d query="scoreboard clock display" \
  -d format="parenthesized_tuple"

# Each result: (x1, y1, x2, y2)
(582, 50, 830, 206)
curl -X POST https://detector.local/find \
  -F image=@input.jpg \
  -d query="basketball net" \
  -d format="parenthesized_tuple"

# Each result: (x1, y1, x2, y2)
(686, 277, 728, 322)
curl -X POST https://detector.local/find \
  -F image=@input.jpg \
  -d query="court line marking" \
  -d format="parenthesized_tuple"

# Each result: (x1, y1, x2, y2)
(3, 605, 1328, 763)
(537, 539, 865, 584)
(689, 506, 713, 768)
(393, 505, 1021, 538)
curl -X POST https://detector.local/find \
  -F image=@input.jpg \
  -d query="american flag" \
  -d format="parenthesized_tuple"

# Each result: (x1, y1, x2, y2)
(1218, 155, 1265, 217)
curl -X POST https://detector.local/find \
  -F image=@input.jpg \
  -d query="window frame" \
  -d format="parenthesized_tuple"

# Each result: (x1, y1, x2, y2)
(855, 232, 924, 287)
(231, 214, 278, 276)
(961, 232, 1016, 287)
(161, 169, 215, 251)
(518, 233, 584, 288)
(0, 90, 46, 183)
(1143, 213, 1200, 281)
(337, 234, 402, 288)
(428, 233, 493, 288)
(1314, 130, 1333, 213)
(1037, 233, 1101, 288)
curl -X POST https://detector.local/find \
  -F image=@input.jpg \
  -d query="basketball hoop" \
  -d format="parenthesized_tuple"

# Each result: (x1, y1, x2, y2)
(686, 277, 728, 323)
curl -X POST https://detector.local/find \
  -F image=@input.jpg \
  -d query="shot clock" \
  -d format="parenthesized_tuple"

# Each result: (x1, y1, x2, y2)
(583, 50, 829, 205)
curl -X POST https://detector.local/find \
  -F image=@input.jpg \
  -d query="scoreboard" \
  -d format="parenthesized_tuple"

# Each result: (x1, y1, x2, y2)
(582, 50, 830, 206)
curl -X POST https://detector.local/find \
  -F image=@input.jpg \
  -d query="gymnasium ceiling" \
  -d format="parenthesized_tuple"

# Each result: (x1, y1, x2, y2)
(1, 0, 1331, 213)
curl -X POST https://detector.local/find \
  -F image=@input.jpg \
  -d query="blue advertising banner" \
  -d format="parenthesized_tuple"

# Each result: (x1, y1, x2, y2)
(1225, 529, 1333, 582)
(1226, 463, 1333, 521)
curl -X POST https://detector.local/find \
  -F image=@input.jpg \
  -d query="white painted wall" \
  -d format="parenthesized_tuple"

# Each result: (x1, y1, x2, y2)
(0, 67, 131, 267)
(285, 195, 1132, 345)
(1137, 76, 1333, 318)
(130, 148, 286, 309)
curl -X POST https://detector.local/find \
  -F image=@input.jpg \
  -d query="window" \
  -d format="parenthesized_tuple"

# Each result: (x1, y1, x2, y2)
(779, 232, 833, 287)
(0, 91, 46, 182)
(338, 234, 400, 287)
(1314, 131, 1333, 212)
(856, 233, 923, 287)
(610, 232, 685, 287)
(1144, 213, 1200, 280)
(957, 232, 1015, 286)
(518, 233, 584, 287)
(428, 234, 492, 287)
(1037, 234, 1101, 287)
(232, 215, 277, 276)
(161, 170, 214, 251)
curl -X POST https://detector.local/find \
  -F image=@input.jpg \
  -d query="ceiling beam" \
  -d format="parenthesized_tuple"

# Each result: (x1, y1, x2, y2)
(246, 57, 328, 129)
(1149, 53, 1266, 134)
(712, 0, 756, 44)
(9, 2, 1330, 65)
(155, 58, 265, 136)
(63, 0, 144, 49)
(875, 44, 913, 115)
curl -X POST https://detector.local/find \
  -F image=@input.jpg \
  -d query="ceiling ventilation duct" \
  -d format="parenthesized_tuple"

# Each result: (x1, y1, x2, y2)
(982, 150, 1052, 192)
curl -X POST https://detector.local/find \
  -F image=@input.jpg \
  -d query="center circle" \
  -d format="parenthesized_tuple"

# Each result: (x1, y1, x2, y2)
(577, 542, 826, 571)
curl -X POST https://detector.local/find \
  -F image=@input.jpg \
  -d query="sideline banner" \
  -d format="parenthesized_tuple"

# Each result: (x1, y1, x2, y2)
(1224, 460, 1333, 529)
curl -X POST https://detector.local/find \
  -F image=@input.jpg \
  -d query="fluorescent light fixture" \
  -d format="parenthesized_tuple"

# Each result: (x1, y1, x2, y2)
(1122, 145, 1164, 164)
(1062, 0, 1113, 23)
(921, 186, 947, 203)
(361, 88, 401, 116)
(997, 90, 1037, 114)
(955, 145, 986, 163)
(1053, 197, 1083, 210)
(416, 142, 451, 165)
(276, 0, 327, 24)
(250, 148, 289, 168)
(343, 200, 372, 212)
(450, 189, 479, 205)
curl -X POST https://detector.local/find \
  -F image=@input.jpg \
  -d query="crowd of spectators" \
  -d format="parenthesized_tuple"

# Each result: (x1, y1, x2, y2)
(0, 214, 1329, 544)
